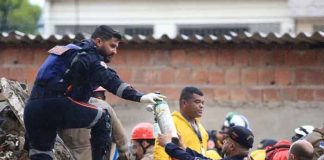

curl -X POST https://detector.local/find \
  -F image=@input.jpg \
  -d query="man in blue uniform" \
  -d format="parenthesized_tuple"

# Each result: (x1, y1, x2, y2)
(24, 25, 165, 160)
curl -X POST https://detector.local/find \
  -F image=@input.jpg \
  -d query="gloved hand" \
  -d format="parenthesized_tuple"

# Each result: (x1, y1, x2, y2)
(140, 93, 166, 104)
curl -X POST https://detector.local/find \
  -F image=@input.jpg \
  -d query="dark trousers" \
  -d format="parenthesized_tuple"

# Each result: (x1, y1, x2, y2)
(23, 97, 111, 160)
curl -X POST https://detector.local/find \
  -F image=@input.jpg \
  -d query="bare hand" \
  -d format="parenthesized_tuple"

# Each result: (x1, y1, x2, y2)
(157, 133, 172, 147)
(177, 134, 186, 149)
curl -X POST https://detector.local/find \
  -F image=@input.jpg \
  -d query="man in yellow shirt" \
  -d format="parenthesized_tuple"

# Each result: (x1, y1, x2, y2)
(154, 86, 215, 160)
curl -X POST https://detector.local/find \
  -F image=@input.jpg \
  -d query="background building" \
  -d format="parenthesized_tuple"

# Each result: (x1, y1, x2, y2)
(3, 0, 323, 146)
(289, 0, 324, 33)
(43, 0, 297, 37)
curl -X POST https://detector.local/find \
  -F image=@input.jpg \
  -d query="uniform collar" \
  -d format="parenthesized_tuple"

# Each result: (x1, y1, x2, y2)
(79, 39, 105, 61)
(172, 111, 201, 123)
(180, 111, 195, 124)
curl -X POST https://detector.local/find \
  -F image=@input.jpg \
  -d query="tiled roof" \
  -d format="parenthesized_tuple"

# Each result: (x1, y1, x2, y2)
(1, 31, 324, 44)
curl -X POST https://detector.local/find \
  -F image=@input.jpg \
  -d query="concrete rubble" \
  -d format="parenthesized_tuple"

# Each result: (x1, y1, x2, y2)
(0, 77, 74, 160)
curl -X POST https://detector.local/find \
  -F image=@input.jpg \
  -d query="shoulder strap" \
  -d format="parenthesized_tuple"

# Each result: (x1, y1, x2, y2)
(48, 44, 82, 56)
(48, 46, 70, 55)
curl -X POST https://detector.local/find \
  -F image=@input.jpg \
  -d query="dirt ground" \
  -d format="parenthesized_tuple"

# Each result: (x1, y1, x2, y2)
(114, 101, 324, 148)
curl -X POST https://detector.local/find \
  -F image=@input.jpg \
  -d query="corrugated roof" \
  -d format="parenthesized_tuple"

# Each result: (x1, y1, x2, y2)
(1, 31, 324, 44)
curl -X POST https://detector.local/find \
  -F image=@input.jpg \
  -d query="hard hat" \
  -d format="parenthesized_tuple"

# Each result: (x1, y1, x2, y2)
(223, 112, 251, 130)
(294, 125, 314, 136)
(292, 125, 314, 142)
(131, 122, 155, 140)
(94, 86, 105, 92)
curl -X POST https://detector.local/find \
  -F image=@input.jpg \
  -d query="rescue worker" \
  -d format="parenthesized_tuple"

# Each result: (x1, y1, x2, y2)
(154, 86, 213, 159)
(265, 140, 291, 160)
(249, 139, 277, 160)
(208, 112, 251, 157)
(219, 126, 254, 159)
(304, 124, 324, 160)
(157, 125, 254, 160)
(23, 25, 165, 160)
(58, 86, 129, 160)
(130, 122, 155, 160)
(288, 140, 314, 160)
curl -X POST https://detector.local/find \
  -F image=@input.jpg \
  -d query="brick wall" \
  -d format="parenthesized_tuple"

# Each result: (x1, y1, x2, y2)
(1, 43, 324, 142)
(0, 43, 324, 104)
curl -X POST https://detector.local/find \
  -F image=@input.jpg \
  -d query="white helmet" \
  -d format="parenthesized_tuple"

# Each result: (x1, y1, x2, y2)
(223, 112, 251, 131)
(292, 125, 314, 142)
(294, 125, 314, 137)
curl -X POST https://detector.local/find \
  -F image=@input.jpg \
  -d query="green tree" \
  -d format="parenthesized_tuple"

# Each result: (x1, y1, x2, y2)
(0, 0, 41, 34)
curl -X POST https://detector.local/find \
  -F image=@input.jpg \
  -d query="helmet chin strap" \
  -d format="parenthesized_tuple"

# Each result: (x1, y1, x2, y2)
(139, 140, 152, 157)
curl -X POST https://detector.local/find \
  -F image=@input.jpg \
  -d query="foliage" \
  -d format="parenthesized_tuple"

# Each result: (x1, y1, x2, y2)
(0, 0, 41, 34)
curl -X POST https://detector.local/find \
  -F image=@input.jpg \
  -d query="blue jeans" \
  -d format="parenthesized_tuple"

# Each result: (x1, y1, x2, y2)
(24, 97, 111, 160)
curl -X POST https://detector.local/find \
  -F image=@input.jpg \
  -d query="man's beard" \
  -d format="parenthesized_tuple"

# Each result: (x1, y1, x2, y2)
(97, 48, 112, 63)
(221, 145, 229, 157)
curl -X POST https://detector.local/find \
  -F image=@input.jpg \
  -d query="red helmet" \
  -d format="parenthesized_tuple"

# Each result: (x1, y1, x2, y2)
(131, 122, 154, 140)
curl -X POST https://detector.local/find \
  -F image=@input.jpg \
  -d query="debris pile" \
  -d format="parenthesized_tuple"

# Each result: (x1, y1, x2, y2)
(0, 78, 74, 160)
(0, 106, 27, 159)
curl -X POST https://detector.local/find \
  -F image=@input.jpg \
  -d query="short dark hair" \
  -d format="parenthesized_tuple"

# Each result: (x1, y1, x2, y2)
(180, 86, 204, 101)
(91, 25, 122, 40)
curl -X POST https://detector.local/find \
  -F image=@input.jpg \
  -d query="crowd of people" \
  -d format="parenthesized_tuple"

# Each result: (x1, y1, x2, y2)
(22, 25, 323, 160)
(127, 87, 323, 160)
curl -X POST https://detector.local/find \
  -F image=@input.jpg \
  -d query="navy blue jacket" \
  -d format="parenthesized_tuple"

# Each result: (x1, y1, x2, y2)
(31, 40, 143, 102)
(165, 143, 247, 160)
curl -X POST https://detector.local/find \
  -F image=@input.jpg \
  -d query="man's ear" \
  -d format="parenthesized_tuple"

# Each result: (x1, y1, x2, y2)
(229, 142, 236, 151)
(181, 99, 187, 106)
(94, 38, 103, 47)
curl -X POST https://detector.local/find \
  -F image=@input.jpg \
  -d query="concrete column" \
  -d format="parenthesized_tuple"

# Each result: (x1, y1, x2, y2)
(43, 0, 54, 35)
(280, 19, 295, 34)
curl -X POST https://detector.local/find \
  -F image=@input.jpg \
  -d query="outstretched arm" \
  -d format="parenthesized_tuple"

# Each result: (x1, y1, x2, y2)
(157, 134, 210, 160)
